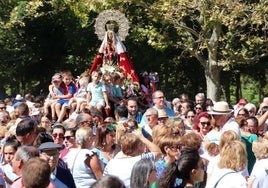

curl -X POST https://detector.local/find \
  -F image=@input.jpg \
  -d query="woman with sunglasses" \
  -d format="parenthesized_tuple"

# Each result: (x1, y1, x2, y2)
(194, 112, 212, 141)
(92, 125, 117, 170)
(60, 127, 77, 159)
(154, 134, 182, 187)
(64, 126, 102, 187)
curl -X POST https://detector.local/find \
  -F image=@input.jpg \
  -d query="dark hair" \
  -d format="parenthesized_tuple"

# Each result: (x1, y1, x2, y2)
(16, 119, 36, 136)
(4, 135, 21, 151)
(41, 113, 52, 122)
(91, 175, 126, 188)
(95, 125, 116, 149)
(247, 116, 259, 127)
(52, 124, 65, 133)
(157, 147, 200, 188)
(32, 132, 53, 148)
(116, 105, 128, 118)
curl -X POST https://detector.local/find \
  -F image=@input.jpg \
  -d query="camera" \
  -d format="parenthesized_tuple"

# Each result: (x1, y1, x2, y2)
(261, 106, 268, 115)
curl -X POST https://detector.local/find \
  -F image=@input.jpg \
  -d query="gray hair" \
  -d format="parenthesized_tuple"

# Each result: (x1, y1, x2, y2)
(15, 146, 39, 163)
(130, 158, 154, 188)
(195, 93, 205, 100)
(145, 108, 158, 116)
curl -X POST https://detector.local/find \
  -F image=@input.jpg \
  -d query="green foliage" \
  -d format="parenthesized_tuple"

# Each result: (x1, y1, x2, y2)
(0, 0, 267, 103)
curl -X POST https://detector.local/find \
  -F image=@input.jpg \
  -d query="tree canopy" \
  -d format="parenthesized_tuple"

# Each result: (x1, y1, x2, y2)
(0, 0, 267, 103)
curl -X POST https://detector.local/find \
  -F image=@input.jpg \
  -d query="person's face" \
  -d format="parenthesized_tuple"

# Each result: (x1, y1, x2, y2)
(63, 76, 72, 86)
(181, 103, 190, 115)
(212, 114, 229, 127)
(39, 149, 59, 172)
(4, 146, 16, 164)
(41, 116, 52, 131)
(64, 130, 76, 149)
(195, 96, 204, 104)
(198, 117, 211, 135)
(158, 117, 168, 125)
(247, 119, 258, 134)
(52, 80, 61, 88)
(102, 76, 111, 86)
(0, 116, 8, 126)
(105, 131, 116, 146)
(127, 100, 138, 116)
(167, 144, 181, 160)
(153, 92, 165, 108)
(11, 152, 21, 175)
(237, 109, 248, 118)
(91, 72, 100, 83)
(146, 111, 158, 126)
(52, 128, 65, 146)
(186, 111, 195, 123)
(195, 105, 203, 114)
(79, 115, 93, 127)
(0, 104, 6, 111)
(177, 123, 186, 136)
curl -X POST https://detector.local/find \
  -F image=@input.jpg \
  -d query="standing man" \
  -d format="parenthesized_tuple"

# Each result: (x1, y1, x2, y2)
(140, 90, 174, 127)
(208, 101, 240, 137)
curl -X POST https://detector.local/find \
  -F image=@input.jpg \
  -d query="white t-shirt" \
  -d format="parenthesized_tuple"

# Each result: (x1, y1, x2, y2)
(250, 158, 268, 188)
(206, 168, 247, 188)
(103, 152, 155, 188)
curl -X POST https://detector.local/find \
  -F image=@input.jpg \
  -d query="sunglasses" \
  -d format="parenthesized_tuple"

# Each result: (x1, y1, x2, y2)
(64, 136, 74, 140)
(52, 133, 65, 139)
(200, 121, 211, 126)
(0, 107, 6, 110)
(170, 144, 182, 150)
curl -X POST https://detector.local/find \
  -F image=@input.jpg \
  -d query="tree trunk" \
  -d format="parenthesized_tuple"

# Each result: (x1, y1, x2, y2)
(205, 62, 222, 102)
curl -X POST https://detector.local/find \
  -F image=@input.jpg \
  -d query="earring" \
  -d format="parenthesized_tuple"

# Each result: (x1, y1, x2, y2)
(102, 141, 106, 146)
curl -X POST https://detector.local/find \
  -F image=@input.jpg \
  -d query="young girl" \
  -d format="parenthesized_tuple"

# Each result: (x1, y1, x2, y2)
(87, 71, 110, 112)
(69, 74, 90, 114)
(1, 136, 20, 187)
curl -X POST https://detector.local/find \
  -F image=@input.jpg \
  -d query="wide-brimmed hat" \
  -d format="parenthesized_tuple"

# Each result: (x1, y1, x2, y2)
(208, 101, 233, 115)
(15, 94, 23, 101)
(158, 109, 168, 118)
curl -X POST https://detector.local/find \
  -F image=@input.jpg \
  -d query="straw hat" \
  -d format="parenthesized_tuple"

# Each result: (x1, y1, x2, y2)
(158, 109, 168, 118)
(208, 101, 233, 115)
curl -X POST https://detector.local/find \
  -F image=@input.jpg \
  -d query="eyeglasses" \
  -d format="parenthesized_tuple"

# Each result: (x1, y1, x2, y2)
(40, 152, 59, 159)
(52, 133, 65, 139)
(200, 121, 211, 126)
(64, 136, 74, 140)
(170, 144, 182, 150)
(154, 96, 164, 99)
(80, 120, 93, 125)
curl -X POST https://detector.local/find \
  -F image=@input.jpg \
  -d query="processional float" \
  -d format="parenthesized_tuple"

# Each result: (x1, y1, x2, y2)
(89, 9, 139, 84)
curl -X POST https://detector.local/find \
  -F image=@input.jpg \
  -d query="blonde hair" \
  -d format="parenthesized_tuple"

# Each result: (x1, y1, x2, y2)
(252, 140, 268, 160)
(120, 133, 141, 156)
(219, 130, 240, 149)
(75, 127, 93, 148)
(218, 140, 247, 171)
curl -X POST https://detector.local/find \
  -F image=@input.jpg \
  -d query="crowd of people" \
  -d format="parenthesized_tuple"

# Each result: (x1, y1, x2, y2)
(0, 69, 267, 188)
